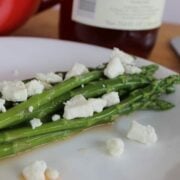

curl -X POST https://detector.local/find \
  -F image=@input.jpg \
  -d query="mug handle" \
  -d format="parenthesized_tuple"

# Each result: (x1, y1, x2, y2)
(37, 0, 61, 13)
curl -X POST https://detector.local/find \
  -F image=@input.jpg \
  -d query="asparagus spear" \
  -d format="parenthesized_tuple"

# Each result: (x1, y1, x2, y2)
(0, 99, 158, 159)
(141, 99, 174, 110)
(0, 70, 102, 129)
(0, 129, 82, 159)
(26, 73, 155, 121)
(140, 64, 159, 76)
(0, 74, 179, 159)
(0, 74, 178, 144)
(3, 67, 156, 129)
(0, 64, 158, 128)
(32, 64, 164, 120)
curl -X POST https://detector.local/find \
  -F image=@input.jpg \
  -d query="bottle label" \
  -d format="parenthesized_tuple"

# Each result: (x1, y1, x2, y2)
(72, 0, 165, 30)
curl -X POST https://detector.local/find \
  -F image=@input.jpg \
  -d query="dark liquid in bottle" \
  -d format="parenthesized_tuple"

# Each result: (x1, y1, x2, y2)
(59, 0, 159, 58)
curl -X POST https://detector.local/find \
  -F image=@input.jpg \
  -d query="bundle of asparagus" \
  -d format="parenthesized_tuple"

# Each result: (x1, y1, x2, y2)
(0, 61, 179, 160)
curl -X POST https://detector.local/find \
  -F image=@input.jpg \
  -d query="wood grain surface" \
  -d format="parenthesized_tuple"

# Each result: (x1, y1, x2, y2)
(12, 9, 180, 72)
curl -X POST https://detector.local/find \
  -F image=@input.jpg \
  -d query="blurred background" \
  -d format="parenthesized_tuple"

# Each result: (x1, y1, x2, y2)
(0, 0, 179, 71)
(163, 0, 179, 23)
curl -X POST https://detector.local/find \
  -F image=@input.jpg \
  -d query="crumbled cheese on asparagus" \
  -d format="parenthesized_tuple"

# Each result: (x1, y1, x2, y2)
(0, 81, 27, 102)
(88, 98, 107, 113)
(124, 64, 142, 74)
(28, 106, 34, 113)
(63, 95, 94, 120)
(65, 63, 89, 80)
(104, 57, 125, 79)
(26, 80, 44, 96)
(36, 72, 63, 83)
(0, 98, 6, 113)
(111, 48, 135, 65)
(102, 92, 120, 107)
(30, 118, 42, 129)
(52, 114, 61, 122)
(104, 48, 142, 78)
(41, 81, 52, 90)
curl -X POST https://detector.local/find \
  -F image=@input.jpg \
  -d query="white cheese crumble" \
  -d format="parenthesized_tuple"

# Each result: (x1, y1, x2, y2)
(41, 81, 52, 90)
(104, 57, 125, 79)
(45, 168, 60, 180)
(0, 98, 6, 113)
(65, 63, 89, 80)
(111, 48, 135, 65)
(65, 94, 87, 106)
(104, 48, 142, 78)
(0, 81, 27, 102)
(102, 92, 120, 107)
(106, 138, 125, 157)
(88, 98, 107, 113)
(28, 106, 34, 113)
(22, 160, 47, 180)
(127, 121, 158, 144)
(30, 118, 42, 129)
(63, 95, 94, 120)
(36, 72, 63, 84)
(26, 80, 44, 96)
(124, 64, 142, 74)
(52, 114, 61, 122)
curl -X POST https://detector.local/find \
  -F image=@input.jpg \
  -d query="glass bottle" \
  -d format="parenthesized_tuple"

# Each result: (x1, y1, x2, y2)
(59, 0, 165, 58)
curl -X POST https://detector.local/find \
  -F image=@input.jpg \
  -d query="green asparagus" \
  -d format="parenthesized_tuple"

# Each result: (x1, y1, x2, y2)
(28, 72, 156, 121)
(0, 70, 102, 129)
(0, 65, 157, 129)
(0, 129, 82, 159)
(0, 74, 178, 144)
(0, 60, 178, 160)
(0, 98, 162, 159)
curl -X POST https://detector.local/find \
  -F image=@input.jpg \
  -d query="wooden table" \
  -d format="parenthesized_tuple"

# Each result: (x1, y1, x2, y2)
(13, 9, 180, 72)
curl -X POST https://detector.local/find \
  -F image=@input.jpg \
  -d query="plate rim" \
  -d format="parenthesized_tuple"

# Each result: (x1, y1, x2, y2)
(0, 36, 178, 75)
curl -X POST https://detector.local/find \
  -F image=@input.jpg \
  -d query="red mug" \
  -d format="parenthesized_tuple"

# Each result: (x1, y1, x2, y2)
(0, 0, 59, 35)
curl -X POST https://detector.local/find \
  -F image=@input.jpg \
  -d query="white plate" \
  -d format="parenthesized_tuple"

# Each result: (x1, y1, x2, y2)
(0, 37, 179, 180)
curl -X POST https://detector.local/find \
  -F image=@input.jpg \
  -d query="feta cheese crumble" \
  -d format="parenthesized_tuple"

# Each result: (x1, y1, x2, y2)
(104, 57, 125, 79)
(104, 48, 142, 78)
(65, 94, 87, 106)
(63, 95, 94, 120)
(102, 92, 120, 107)
(106, 138, 125, 157)
(1, 81, 27, 102)
(88, 98, 107, 113)
(22, 160, 47, 180)
(65, 63, 89, 80)
(127, 121, 158, 144)
(28, 106, 34, 113)
(36, 72, 63, 84)
(45, 168, 60, 180)
(52, 114, 61, 122)
(63, 92, 121, 120)
(0, 98, 6, 113)
(30, 118, 42, 129)
(111, 48, 135, 65)
(41, 81, 52, 90)
(124, 64, 142, 74)
(26, 80, 44, 96)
